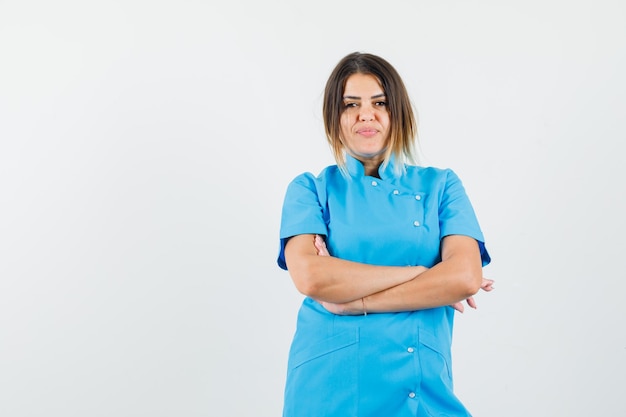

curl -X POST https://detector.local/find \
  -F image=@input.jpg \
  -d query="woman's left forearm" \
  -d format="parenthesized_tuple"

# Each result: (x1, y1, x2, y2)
(319, 235, 486, 314)
(363, 255, 481, 313)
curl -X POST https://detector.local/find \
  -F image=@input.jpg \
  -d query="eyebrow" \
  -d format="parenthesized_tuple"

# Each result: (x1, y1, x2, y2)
(343, 93, 386, 100)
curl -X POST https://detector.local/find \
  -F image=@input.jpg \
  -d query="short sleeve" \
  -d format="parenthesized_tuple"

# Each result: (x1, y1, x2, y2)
(277, 173, 329, 270)
(439, 169, 491, 266)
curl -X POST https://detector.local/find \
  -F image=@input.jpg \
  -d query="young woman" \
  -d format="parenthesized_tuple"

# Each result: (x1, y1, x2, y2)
(277, 52, 493, 417)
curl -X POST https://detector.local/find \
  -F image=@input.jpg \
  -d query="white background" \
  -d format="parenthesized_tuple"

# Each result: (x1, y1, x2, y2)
(1, 1, 625, 416)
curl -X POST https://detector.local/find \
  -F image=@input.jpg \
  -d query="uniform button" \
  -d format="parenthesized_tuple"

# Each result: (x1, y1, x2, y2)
(413, 221, 420, 227)
(393, 190, 399, 195)
(371, 181, 378, 186)
(415, 195, 421, 200)
(408, 392, 416, 399)
(407, 347, 415, 353)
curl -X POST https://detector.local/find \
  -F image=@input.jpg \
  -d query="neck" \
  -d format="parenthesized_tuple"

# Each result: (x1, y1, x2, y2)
(361, 159, 382, 178)
(346, 148, 387, 178)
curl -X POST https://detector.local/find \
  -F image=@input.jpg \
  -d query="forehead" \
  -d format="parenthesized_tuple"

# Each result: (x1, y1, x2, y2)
(343, 73, 384, 96)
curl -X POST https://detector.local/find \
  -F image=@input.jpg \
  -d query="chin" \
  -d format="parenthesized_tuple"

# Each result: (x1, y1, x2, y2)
(352, 148, 387, 159)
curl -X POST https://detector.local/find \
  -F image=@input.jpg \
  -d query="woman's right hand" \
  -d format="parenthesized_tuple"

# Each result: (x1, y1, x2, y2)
(314, 233, 495, 314)
(450, 278, 495, 313)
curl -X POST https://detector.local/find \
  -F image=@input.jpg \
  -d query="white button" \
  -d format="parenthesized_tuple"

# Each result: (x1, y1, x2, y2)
(393, 190, 399, 195)
(415, 195, 421, 200)
(413, 221, 420, 227)
(407, 347, 415, 353)
(408, 392, 416, 399)
(371, 181, 378, 186)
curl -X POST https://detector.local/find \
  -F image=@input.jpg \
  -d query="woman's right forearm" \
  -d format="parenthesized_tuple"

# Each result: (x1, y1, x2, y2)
(284, 234, 425, 303)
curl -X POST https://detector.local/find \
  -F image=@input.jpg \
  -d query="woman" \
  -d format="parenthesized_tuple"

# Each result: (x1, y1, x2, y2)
(277, 52, 493, 417)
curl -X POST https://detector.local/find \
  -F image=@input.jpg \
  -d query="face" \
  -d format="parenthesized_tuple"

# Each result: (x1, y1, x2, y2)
(340, 73, 390, 165)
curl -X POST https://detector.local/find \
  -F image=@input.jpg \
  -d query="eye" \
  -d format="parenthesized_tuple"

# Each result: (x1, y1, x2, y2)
(375, 100, 388, 107)
(343, 101, 358, 108)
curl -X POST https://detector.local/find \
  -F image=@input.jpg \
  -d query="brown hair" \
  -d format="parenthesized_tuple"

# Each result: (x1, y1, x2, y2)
(322, 52, 418, 172)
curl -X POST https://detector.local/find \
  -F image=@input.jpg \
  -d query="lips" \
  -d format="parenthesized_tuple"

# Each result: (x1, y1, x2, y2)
(357, 128, 378, 137)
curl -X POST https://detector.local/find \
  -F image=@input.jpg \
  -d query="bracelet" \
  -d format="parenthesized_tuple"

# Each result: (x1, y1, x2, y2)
(361, 298, 367, 316)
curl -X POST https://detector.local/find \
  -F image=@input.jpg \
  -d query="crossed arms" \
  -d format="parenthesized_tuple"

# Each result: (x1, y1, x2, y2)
(283, 234, 493, 315)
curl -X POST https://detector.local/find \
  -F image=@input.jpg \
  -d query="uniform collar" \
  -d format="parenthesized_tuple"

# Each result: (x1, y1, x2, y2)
(345, 153, 403, 180)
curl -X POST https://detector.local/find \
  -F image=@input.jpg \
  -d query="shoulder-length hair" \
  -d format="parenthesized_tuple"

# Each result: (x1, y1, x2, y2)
(322, 52, 419, 173)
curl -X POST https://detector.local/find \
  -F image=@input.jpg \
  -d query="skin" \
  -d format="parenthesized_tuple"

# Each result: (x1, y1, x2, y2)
(340, 73, 390, 176)
(284, 73, 494, 315)
(285, 234, 493, 315)
(312, 235, 494, 314)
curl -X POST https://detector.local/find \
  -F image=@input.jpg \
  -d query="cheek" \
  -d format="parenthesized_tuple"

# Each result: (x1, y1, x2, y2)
(380, 112, 391, 127)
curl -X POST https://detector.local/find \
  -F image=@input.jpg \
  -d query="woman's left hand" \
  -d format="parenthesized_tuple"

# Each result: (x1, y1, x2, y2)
(318, 299, 366, 315)
(313, 234, 495, 315)
(313, 235, 363, 315)
(313, 234, 330, 256)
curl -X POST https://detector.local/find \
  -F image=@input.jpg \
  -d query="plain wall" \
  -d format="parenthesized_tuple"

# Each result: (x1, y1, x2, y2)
(1, 1, 625, 416)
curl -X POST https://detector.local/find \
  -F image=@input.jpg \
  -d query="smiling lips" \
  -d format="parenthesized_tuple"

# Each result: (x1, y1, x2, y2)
(357, 128, 378, 137)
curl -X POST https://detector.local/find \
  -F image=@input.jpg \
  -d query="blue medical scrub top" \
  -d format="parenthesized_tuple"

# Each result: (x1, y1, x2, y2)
(277, 155, 491, 417)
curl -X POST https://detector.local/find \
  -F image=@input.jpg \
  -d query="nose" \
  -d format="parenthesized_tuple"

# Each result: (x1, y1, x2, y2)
(359, 107, 374, 122)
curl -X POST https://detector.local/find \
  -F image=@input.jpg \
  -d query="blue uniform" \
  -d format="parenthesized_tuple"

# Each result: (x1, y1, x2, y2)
(277, 154, 491, 417)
